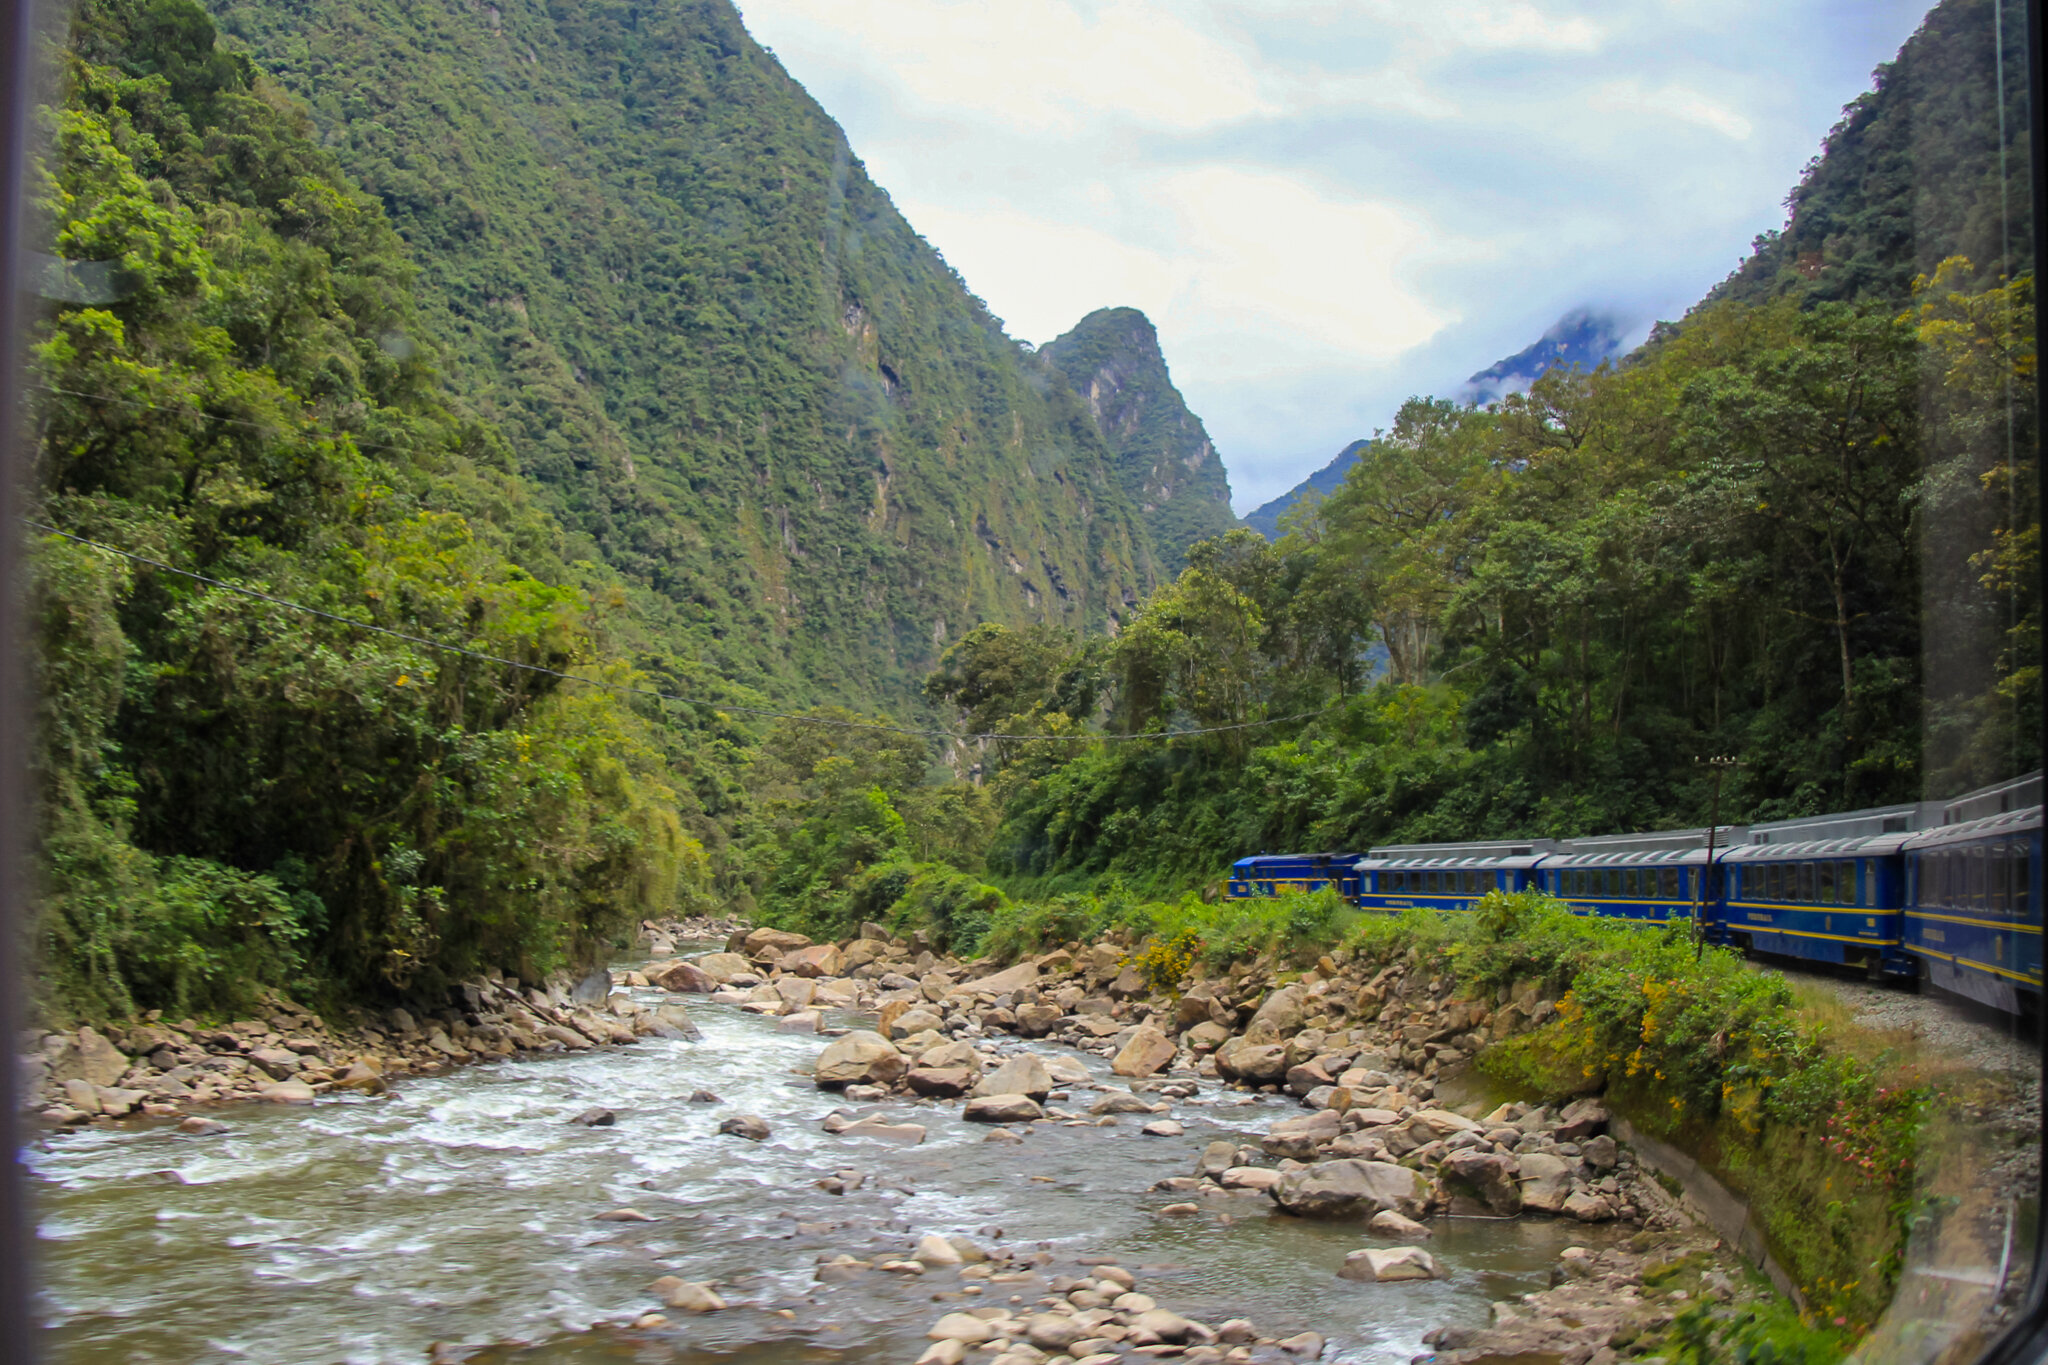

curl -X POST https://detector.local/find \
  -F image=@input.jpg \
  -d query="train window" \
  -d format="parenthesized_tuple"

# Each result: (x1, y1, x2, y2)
(1840, 861, 1857, 905)
(1661, 867, 1679, 899)
(1818, 861, 1835, 903)
(1799, 862, 1816, 903)
(1622, 868, 1637, 897)
(1970, 848, 1987, 910)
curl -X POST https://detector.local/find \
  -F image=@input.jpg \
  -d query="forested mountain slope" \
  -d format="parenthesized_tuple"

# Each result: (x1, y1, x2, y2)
(1042, 308, 1237, 572)
(1714, 0, 2029, 305)
(200, 0, 1169, 704)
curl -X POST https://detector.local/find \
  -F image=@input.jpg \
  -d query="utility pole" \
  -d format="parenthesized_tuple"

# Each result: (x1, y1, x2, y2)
(1694, 755, 1742, 958)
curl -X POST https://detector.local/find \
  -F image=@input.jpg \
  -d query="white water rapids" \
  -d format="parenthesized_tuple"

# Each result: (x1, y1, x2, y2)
(30, 966, 1615, 1365)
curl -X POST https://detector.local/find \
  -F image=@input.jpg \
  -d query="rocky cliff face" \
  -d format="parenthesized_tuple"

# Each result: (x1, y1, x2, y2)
(1043, 308, 1238, 572)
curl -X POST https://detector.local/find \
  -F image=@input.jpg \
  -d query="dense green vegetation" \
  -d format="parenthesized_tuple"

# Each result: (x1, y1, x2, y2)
(29, 0, 739, 1019)
(197, 0, 1193, 707)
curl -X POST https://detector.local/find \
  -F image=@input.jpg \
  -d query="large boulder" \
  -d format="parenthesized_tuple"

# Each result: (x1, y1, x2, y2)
(783, 943, 845, 978)
(906, 1067, 975, 1098)
(964, 1094, 1044, 1123)
(887, 1009, 944, 1040)
(972, 961, 1041, 997)
(1441, 1149, 1522, 1216)
(744, 927, 813, 956)
(693, 952, 752, 982)
(1183, 1020, 1231, 1052)
(1245, 985, 1307, 1041)
(1194, 1140, 1236, 1180)
(1216, 1037, 1289, 1082)
(1014, 1003, 1063, 1037)
(1261, 1109, 1341, 1160)
(1338, 1246, 1442, 1283)
(814, 1031, 909, 1088)
(651, 960, 718, 993)
(1407, 1108, 1484, 1141)
(1555, 1097, 1611, 1142)
(980, 1053, 1053, 1100)
(1516, 1152, 1573, 1214)
(1110, 1025, 1177, 1078)
(1271, 1159, 1430, 1219)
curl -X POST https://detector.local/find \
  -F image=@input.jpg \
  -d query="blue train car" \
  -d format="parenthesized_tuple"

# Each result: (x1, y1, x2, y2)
(1901, 778, 2043, 1013)
(1535, 839, 1728, 929)
(1719, 833, 1917, 977)
(1226, 852, 1365, 901)
(1354, 840, 1553, 914)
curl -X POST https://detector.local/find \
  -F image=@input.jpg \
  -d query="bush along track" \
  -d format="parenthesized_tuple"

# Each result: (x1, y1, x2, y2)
(711, 888, 2022, 1364)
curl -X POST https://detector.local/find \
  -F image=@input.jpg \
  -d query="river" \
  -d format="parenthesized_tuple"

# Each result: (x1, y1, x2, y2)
(31, 964, 1614, 1365)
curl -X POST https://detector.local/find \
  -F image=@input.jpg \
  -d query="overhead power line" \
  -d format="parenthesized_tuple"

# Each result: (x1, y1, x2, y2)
(25, 521, 1334, 745)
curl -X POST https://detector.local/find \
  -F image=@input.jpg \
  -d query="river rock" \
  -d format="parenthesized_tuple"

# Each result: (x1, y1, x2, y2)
(1246, 985, 1307, 1039)
(570, 1107, 617, 1126)
(918, 1340, 970, 1365)
(1368, 1209, 1430, 1238)
(1272, 1159, 1430, 1219)
(916, 1039, 978, 1069)
(1517, 1152, 1573, 1214)
(784, 943, 845, 977)
(929, 1314, 1001, 1344)
(1028, 1314, 1088, 1351)
(1089, 1091, 1157, 1115)
(888, 1009, 944, 1040)
(1183, 1020, 1231, 1051)
(777, 1011, 822, 1033)
(1215, 1038, 1289, 1083)
(1195, 1139, 1236, 1179)
(814, 1031, 909, 1088)
(1110, 1025, 1176, 1078)
(744, 927, 812, 955)
(718, 1114, 771, 1141)
(1554, 1096, 1610, 1141)
(1043, 1054, 1092, 1085)
(973, 961, 1042, 997)
(774, 977, 819, 1009)
(1142, 1119, 1184, 1136)
(258, 1078, 317, 1104)
(693, 952, 751, 982)
(177, 1115, 228, 1135)
(1262, 1109, 1341, 1159)
(1407, 1108, 1484, 1140)
(1583, 1133, 1619, 1171)
(1277, 1332, 1324, 1356)
(70, 1027, 129, 1088)
(652, 960, 718, 993)
(1221, 1166, 1283, 1191)
(1442, 1149, 1522, 1216)
(1130, 1309, 1197, 1344)
(1339, 1246, 1441, 1282)
(651, 1277, 726, 1312)
(688, 1089, 720, 1103)
(914, 1232, 964, 1266)
(247, 1047, 300, 1080)
(1563, 1190, 1616, 1222)
(980, 1053, 1053, 1100)
(595, 1208, 655, 1222)
(964, 1094, 1044, 1123)
(1015, 1003, 1063, 1037)
(838, 1118, 927, 1144)
(337, 1060, 386, 1094)
(907, 1067, 975, 1098)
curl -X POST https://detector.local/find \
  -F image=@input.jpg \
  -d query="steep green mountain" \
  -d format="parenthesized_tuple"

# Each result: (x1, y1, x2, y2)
(1715, 0, 2030, 305)
(1041, 307, 1237, 571)
(200, 0, 1163, 705)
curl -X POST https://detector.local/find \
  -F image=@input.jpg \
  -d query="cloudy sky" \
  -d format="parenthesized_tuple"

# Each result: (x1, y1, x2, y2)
(734, 0, 1934, 511)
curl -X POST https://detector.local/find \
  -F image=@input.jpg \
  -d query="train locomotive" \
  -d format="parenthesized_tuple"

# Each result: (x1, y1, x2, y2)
(1226, 772, 2044, 1015)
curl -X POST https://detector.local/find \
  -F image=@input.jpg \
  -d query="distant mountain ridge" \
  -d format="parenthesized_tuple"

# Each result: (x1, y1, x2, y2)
(1242, 308, 1628, 538)
(1042, 308, 1238, 572)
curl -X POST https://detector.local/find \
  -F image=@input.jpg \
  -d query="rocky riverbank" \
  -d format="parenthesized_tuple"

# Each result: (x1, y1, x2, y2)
(24, 963, 698, 1125)
(616, 922, 1792, 1364)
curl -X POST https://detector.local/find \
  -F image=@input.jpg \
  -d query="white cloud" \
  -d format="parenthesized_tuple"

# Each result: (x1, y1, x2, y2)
(1592, 79, 1755, 139)
(741, 0, 1273, 132)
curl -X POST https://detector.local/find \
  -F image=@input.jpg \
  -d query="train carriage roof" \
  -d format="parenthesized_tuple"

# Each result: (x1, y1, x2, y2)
(1540, 845, 1722, 868)
(1720, 831, 1918, 861)
(1356, 850, 1549, 870)
(1231, 852, 1365, 872)
(1902, 804, 2043, 851)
